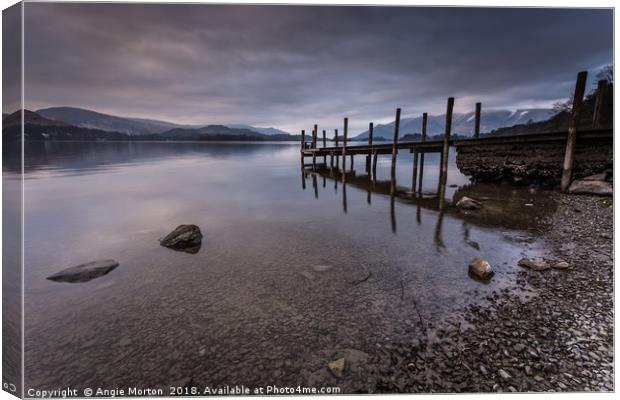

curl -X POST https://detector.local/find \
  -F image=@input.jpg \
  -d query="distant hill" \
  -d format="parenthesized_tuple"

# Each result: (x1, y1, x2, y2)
(3, 110, 299, 142)
(36, 107, 182, 135)
(352, 108, 554, 141)
(35, 106, 293, 137)
(227, 124, 291, 136)
(4, 109, 69, 129)
(161, 124, 270, 140)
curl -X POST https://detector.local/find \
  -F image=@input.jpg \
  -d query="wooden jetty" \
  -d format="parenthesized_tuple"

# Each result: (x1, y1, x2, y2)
(300, 71, 612, 193)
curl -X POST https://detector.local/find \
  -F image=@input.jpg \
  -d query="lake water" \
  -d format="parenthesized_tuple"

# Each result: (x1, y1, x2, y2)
(15, 141, 556, 392)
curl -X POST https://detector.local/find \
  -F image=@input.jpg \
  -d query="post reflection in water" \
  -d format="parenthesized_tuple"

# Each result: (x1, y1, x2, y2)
(312, 174, 318, 199)
(390, 177, 397, 234)
(416, 193, 422, 224)
(301, 165, 450, 241)
(342, 172, 348, 214)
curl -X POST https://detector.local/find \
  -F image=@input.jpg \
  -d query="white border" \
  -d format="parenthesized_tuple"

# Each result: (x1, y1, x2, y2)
(0, 2, 616, 400)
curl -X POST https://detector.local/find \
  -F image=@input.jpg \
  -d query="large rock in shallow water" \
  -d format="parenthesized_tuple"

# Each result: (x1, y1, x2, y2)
(47, 259, 119, 283)
(468, 257, 493, 280)
(159, 224, 203, 254)
(568, 177, 612, 196)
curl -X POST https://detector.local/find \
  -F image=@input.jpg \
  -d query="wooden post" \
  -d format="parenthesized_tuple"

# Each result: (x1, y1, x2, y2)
(592, 79, 607, 129)
(342, 118, 348, 171)
(474, 102, 481, 138)
(322, 129, 327, 164)
(366, 122, 374, 173)
(350, 154, 354, 171)
(390, 108, 401, 178)
(334, 129, 340, 169)
(438, 98, 454, 203)
(313, 124, 318, 148)
(412, 150, 419, 193)
(312, 125, 317, 170)
(418, 112, 427, 193)
(372, 152, 378, 180)
(301, 129, 306, 167)
(561, 71, 588, 192)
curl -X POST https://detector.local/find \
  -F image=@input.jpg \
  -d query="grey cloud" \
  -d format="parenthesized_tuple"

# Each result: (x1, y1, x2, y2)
(21, 4, 613, 133)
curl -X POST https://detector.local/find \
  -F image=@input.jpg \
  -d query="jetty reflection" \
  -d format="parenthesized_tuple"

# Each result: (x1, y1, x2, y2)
(301, 164, 558, 237)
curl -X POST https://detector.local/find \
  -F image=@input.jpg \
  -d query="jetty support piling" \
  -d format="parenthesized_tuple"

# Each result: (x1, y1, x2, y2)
(475, 102, 481, 139)
(391, 108, 401, 178)
(334, 129, 339, 168)
(322, 129, 327, 164)
(372, 152, 378, 180)
(312, 125, 318, 170)
(366, 122, 374, 174)
(592, 79, 608, 129)
(418, 112, 428, 193)
(342, 118, 348, 171)
(412, 151, 419, 192)
(300, 129, 306, 165)
(438, 97, 454, 202)
(561, 71, 588, 192)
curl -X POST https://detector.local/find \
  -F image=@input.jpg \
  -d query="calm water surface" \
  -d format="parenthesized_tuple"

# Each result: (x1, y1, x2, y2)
(17, 141, 556, 392)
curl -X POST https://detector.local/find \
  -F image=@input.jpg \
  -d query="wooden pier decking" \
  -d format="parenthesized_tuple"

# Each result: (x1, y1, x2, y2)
(300, 71, 612, 194)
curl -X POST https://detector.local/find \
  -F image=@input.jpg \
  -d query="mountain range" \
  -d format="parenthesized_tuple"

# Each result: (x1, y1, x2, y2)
(35, 107, 293, 137)
(352, 109, 554, 140)
(4, 106, 559, 142)
(2, 109, 299, 142)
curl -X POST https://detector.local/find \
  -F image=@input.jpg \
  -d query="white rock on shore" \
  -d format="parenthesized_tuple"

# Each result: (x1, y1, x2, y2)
(456, 196, 482, 210)
(568, 175, 612, 196)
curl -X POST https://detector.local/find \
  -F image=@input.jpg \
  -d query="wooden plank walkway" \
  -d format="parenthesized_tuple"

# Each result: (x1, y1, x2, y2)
(301, 127, 612, 157)
(300, 71, 612, 195)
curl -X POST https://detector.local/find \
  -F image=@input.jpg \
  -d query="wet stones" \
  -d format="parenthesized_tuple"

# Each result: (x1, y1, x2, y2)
(159, 224, 203, 254)
(47, 259, 120, 283)
(456, 196, 482, 210)
(468, 257, 494, 281)
(518, 258, 550, 271)
(517, 258, 569, 271)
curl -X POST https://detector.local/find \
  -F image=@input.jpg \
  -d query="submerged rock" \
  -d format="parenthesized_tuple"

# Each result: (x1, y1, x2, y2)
(568, 177, 612, 196)
(456, 196, 482, 210)
(160, 224, 203, 254)
(327, 358, 346, 378)
(468, 257, 493, 280)
(518, 258, 550, 271)
(47, 259, 119, 283)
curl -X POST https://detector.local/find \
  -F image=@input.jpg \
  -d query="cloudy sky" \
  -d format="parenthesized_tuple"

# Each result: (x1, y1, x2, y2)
(22, 3, 613, 133)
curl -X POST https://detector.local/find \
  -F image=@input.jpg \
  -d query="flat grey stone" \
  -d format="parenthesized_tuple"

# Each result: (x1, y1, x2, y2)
(47, 259, 120, 283)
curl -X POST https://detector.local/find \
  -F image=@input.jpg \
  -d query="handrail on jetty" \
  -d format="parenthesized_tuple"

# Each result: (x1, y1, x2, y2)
(300, 71, 612, 194)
